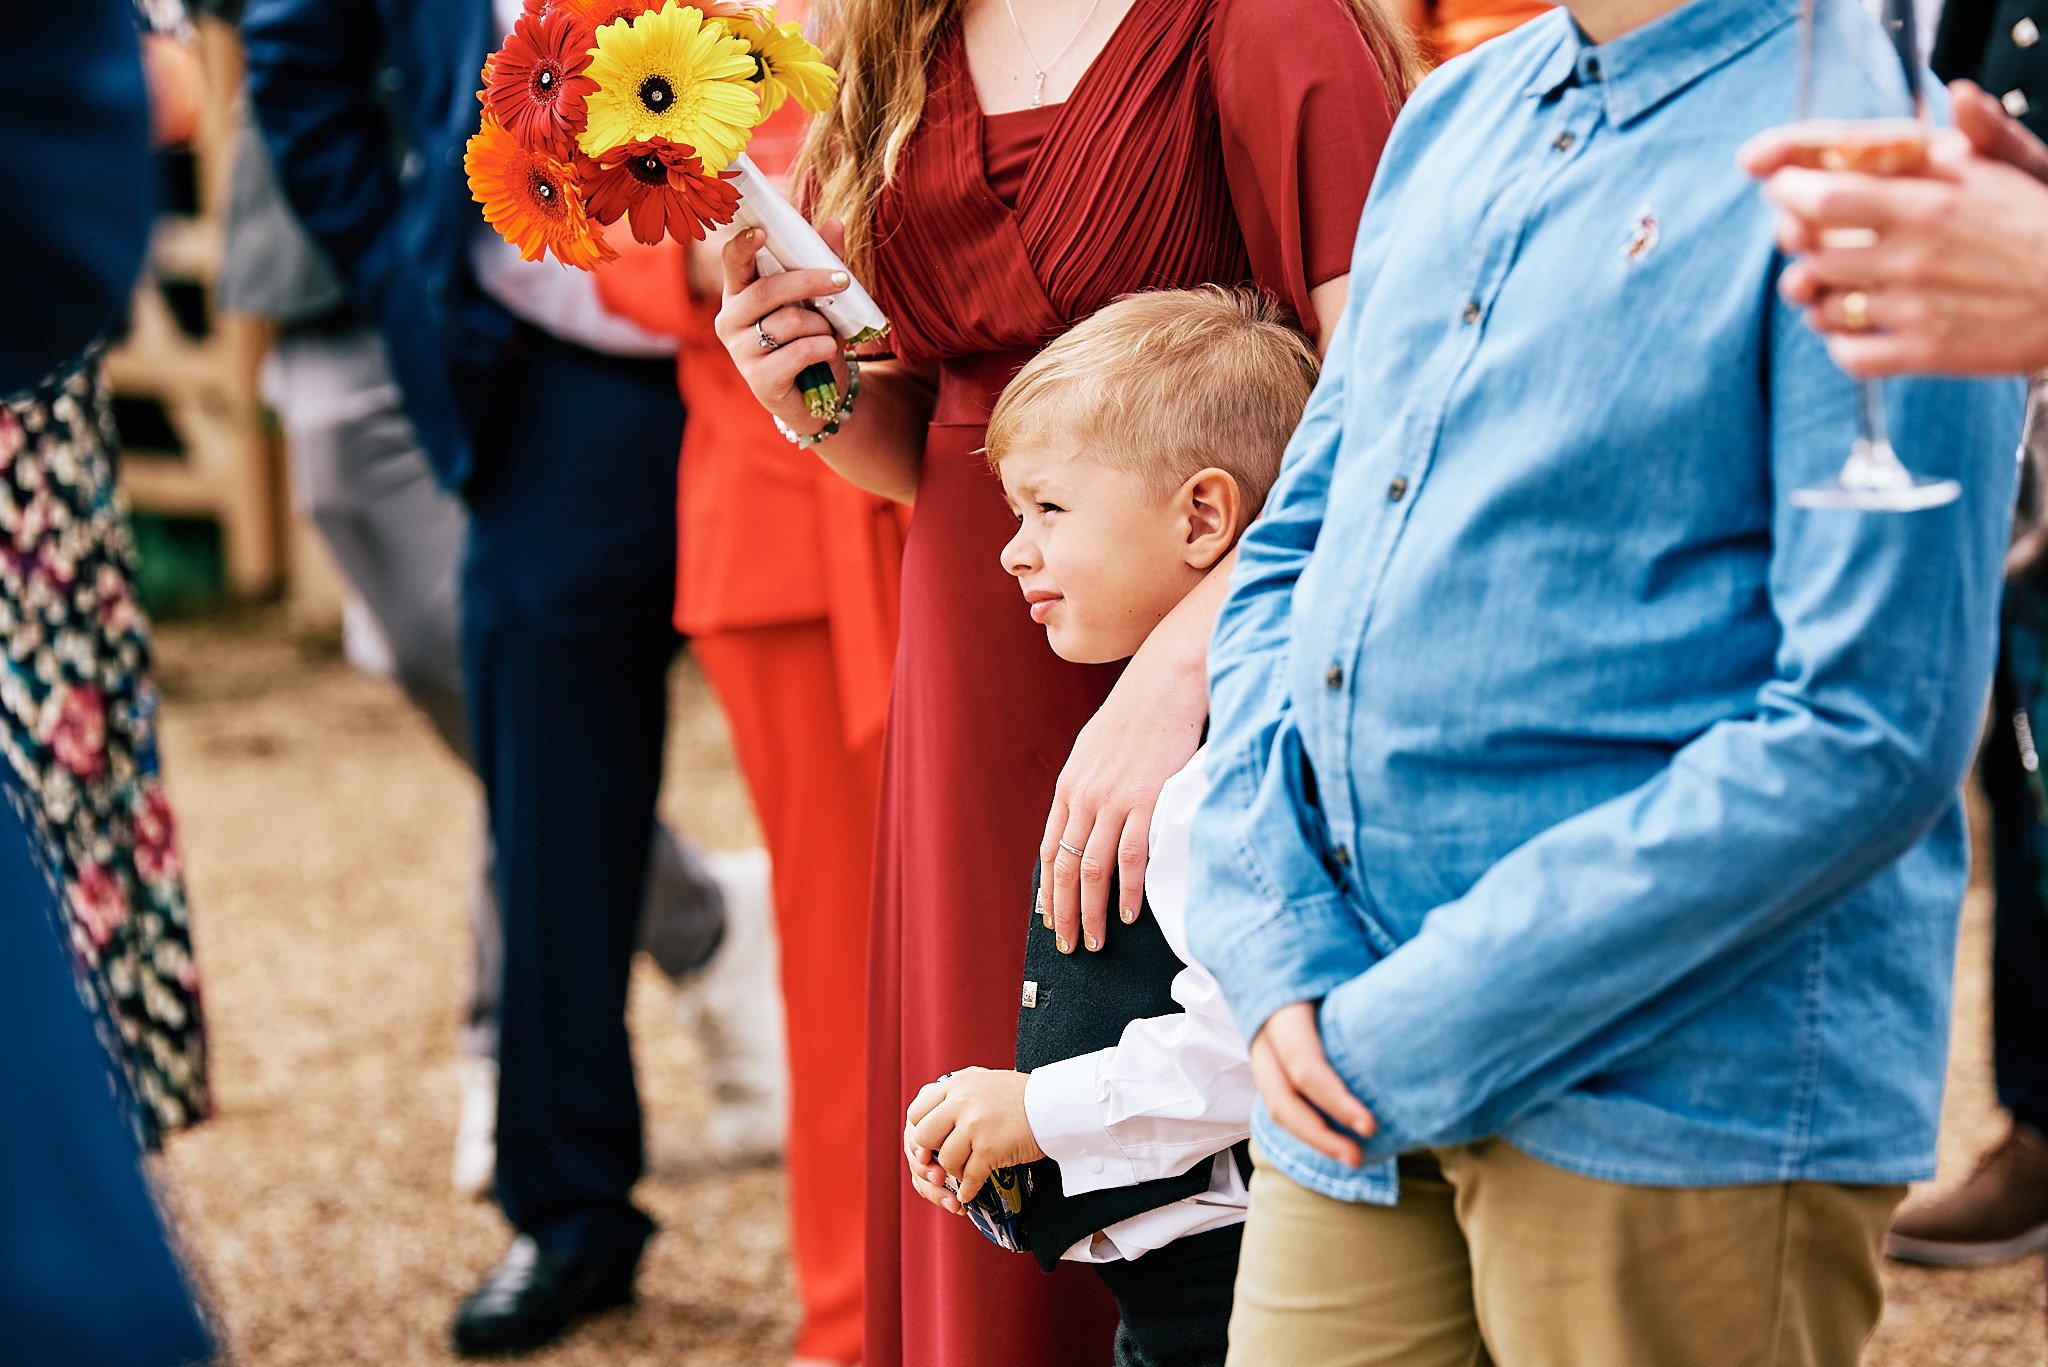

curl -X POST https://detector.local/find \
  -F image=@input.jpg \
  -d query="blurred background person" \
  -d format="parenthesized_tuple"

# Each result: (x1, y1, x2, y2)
(1884, 3, 2048, 1271)
(596, 49, 905, 1363)
(0, 0, 212, 1147)
(240, 0, 782, 1352)
(2, 0, 216, 1358)
(1743, 13, 2048, 1277)
(204, 0, 779, 1200)
(1395, 0, 1551, 60)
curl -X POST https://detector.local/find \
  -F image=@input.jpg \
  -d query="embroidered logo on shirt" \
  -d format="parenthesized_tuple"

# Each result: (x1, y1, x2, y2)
(1624, 207, 1661, 264)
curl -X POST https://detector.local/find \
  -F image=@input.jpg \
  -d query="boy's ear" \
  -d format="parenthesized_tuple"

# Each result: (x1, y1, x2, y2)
(1181, 468, 1243, 572)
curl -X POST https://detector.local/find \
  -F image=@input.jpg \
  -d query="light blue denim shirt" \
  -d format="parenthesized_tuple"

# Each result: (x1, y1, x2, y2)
(1186, 0, 2027, 1206)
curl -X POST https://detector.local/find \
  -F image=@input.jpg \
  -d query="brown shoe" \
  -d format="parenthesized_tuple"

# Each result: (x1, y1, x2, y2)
(1885, 1124, 2048, 1266)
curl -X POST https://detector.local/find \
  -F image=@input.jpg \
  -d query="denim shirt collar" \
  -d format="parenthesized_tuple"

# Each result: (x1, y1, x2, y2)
(1525, 0, 1799, 127)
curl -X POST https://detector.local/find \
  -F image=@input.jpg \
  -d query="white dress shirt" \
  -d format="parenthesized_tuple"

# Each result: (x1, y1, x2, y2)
(467, 0, 677, 359)
(1021, 748, 1257, 1263)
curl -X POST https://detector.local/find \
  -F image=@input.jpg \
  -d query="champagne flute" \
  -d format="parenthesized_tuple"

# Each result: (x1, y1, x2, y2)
(1786, 0, 1961, 512)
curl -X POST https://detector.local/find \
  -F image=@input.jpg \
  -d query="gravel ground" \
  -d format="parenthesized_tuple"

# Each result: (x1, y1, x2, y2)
(149, 608, 2042, 1365)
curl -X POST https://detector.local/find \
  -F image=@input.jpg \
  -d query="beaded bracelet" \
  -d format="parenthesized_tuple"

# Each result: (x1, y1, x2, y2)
(775, 354, 862, 449)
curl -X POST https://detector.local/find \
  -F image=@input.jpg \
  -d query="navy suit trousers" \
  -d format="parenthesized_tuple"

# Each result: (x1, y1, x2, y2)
(1985, 646, 2048, 1134)
(462, 326, 685, 1264)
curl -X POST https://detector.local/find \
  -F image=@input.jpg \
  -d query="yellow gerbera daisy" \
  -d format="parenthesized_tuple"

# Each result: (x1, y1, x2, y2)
(717, 14, 837, 118)
(580, 1, 762, 169)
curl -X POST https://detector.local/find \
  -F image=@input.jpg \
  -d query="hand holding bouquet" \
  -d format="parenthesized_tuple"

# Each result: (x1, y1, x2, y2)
(467, 0, 887, 413)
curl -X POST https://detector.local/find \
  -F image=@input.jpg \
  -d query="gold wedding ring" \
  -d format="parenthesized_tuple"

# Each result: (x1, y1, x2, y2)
(1842, 289, 1871, 333)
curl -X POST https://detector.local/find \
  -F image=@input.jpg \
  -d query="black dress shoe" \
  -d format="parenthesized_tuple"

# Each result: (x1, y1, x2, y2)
(451, 1234, 636, 1357)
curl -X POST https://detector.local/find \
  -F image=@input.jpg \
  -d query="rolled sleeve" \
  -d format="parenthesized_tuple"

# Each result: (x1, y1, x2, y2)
(1188, 730, 1378, 1042)
(1189, 279, 1382, 1042)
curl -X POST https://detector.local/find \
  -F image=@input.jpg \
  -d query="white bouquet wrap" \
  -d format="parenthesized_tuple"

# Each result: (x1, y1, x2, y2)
(730, 153, 891, 348)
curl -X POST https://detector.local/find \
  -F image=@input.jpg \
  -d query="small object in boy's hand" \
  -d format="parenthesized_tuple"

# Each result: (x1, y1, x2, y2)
(945, 1163, 1033, 1253)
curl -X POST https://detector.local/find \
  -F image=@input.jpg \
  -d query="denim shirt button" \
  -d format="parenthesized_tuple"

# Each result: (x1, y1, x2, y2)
(1552, 130, 1576, 153)
(1325, 665, 1344, 691)
(1332, 845, 1352, 869)
(1461, 300, 1483, 325)
(1388, 476, 1409, 502)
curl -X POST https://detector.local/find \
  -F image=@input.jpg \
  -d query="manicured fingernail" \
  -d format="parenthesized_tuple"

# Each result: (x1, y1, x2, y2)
(1057, 936, 1071, 954)
(1085, 934, 1100, 952)
(1121, 906, 1137, 924)
(829, 270, 849, 287)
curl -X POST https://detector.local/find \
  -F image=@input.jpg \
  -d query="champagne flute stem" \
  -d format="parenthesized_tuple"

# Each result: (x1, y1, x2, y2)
(1856, 378, 1892, 460)
(1845, 377, 1911, 489)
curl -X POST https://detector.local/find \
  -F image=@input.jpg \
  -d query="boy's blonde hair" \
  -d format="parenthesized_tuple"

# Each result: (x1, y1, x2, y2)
(985, 287, 1320, 518)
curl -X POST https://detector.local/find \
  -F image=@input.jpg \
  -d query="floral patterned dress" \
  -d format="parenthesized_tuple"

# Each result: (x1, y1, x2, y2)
(0, 355, 209, 1141)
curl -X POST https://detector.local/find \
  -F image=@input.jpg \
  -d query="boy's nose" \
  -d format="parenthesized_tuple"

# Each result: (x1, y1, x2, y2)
(1001, 527, 1038, 577)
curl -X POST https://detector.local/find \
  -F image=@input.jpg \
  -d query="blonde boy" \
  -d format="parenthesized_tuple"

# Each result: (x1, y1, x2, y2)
(902, 287, 1318, 1367)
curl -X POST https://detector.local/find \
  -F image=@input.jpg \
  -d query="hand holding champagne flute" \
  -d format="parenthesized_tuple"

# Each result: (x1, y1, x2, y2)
(1743, 79, 2048, 379)
(1754, 0, 1960, 512)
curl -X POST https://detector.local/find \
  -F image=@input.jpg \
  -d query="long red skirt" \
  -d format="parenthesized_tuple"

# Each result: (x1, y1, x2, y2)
(863, 379, 1124, 1367)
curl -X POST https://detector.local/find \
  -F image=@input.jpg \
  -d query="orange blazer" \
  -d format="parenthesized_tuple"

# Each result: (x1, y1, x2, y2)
(1399, 0, 1552, 60)
(595, 169, 909, 752)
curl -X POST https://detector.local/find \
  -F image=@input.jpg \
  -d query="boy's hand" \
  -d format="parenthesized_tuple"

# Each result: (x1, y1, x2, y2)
(904, 1122, 962, 1215)
(1251, 1002, 1376, 1168)
(905, 1068, 1045, 1204)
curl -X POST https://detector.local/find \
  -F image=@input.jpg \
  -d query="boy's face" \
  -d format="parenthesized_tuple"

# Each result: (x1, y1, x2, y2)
(997, 439, 1226, 665)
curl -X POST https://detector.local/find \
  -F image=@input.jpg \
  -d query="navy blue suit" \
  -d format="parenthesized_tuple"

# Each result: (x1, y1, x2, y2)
(3, 1, 213, 1359)
(243, 0, 688, 1267)
(239, 0, 507, 489)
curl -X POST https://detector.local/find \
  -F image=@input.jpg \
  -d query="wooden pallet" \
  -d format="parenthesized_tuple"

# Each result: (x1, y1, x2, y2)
(106, 17, 285, 601)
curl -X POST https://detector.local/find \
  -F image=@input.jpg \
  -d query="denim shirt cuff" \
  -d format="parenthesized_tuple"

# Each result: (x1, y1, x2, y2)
(1250, 1107, 1403, 1206)
(1316, 988, 1418, 1163)
(1205, 891, 1379, 1045)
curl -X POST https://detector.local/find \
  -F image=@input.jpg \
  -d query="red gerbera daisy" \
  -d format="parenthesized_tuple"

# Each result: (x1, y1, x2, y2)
(484, 6, 599, 158)
(580, 139, 742, 245)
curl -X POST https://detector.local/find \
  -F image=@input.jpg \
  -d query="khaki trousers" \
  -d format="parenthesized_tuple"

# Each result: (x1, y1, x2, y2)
(1227, 1141, 1904, 1367)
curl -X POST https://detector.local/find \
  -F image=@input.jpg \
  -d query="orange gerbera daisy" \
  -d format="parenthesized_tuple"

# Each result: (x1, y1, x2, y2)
(466, 118, 616, 269)
(580, 139, 741, 244)
(547, 0, 659, 31)
(484, 7, 599, 158)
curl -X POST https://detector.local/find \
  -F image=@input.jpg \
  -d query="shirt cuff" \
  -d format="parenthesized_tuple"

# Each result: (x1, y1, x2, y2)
(1023, 1053, 1139, 1197)
(1317, 980, 1417, 1163)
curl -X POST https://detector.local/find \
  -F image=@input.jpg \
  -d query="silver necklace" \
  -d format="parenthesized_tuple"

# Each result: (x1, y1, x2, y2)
(999, 0, 1110, 108)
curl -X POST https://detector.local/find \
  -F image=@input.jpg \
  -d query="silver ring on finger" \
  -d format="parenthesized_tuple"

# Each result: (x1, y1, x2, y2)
(1057, 840, 1085, 859)
(756, 320, 781, 351)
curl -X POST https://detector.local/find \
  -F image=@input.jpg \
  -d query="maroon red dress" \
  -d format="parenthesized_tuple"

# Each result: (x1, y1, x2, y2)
(864, 2, 1394, 1361)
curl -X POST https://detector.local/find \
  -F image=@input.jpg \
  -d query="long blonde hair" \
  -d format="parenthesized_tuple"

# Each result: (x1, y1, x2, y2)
(799, 0, 1428, 275)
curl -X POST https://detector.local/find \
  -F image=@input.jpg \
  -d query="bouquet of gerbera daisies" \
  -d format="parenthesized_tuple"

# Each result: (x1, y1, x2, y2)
(467, 0, 887, 414)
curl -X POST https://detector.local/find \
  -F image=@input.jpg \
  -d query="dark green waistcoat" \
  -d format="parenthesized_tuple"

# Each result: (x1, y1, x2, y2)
(1013, 869, 1246, 1271)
